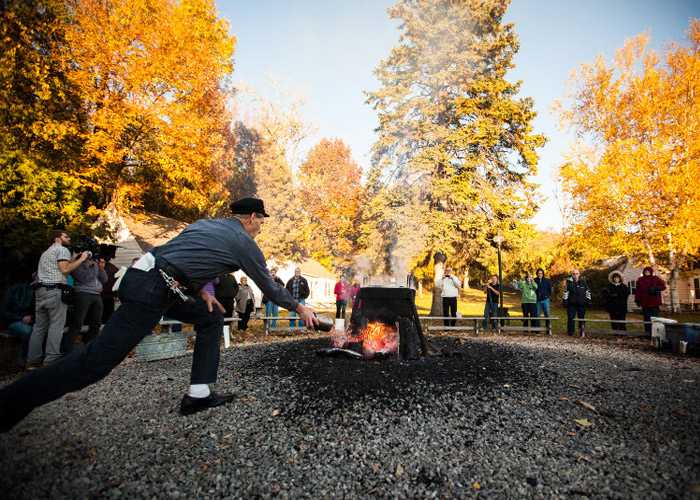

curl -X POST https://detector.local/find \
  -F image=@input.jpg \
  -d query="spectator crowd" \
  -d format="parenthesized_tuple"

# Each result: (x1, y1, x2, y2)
(0, 227, 673, 371)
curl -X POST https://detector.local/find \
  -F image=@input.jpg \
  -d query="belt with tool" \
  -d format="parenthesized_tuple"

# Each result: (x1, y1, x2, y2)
(155, 257, 195, 304)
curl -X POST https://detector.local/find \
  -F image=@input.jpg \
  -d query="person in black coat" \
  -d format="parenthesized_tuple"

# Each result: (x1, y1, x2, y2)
(563, 269, 592, 336)
(285, 267, 310, 328)
(214, 274, 239, 319)
(603, 272, 629, 331)
(534, 268, 553, 329)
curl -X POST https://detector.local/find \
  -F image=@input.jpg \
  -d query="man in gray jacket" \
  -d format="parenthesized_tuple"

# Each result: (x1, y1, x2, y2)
(0, 198, 318, 432)
(63, 256, 108, 353)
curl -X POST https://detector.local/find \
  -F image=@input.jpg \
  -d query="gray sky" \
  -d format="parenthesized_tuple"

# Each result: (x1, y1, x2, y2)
(216, 0, 699, 231)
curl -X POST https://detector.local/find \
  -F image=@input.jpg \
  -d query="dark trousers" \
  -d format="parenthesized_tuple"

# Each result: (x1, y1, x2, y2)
(335, 300, 347, 319)
(102, 296, 115, 324)
(534, 299, 550, 329)
(483, 300, 498, 330)
(219, 299, 235, 320)
(641, 306, 659, 335)
(442, 297, 457, 326)
(609, 308, 627, 330)
(567, 305, 586, 335)
(521, 303, 537, 328)
(238, 309, 251, 330)
(0, 267, 224, 426)
(63, 292, 103, 354)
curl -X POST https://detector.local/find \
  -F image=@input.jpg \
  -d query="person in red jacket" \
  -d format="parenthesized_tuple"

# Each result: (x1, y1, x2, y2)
(334, 276, 350, 319)
(634, 266, 667, 335)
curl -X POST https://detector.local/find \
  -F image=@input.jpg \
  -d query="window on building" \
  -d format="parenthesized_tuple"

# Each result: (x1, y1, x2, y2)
(694, 277, 700, 299)
(628, 280, 636, 294)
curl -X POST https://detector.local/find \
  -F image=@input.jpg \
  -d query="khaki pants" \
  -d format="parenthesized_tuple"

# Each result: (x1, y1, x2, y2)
(28, 288, 67, 365)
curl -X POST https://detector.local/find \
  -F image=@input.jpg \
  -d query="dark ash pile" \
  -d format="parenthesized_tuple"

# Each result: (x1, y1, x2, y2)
(1, 335, 698, 499)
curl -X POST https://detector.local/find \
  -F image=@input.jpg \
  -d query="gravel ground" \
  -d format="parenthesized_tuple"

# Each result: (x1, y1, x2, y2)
(1, 334, 699, 499)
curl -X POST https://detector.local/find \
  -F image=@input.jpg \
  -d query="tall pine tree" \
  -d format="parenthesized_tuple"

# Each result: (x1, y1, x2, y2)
(367, 0, 545, 312)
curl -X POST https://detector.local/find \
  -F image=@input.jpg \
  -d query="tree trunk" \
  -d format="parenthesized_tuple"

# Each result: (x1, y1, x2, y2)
(668, 234, 680, 312)
(644, 238, 656, 267)
(430, 252, 446, 316)
(462, 265, 470, 290)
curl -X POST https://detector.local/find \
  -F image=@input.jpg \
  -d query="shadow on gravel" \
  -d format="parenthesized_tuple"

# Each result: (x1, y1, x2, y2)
(249, 336, 536, 410)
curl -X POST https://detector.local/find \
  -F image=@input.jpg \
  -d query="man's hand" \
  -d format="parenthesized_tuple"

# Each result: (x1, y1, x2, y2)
(297, 303, 318, 329)
(22, 315, 32, 324)
(78, 251, 90, 262)
(199, 289, 225, 314)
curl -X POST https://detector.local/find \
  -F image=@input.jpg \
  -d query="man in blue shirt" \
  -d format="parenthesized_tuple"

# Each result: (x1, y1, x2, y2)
(0, 198, 318, 432)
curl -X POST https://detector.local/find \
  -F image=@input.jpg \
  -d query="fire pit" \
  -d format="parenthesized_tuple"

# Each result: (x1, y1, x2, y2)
(326, 287, 428, 360)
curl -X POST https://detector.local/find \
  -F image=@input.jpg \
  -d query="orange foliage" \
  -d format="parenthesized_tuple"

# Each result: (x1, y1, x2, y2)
(299, 138, 363, 268)
(63, 0, 236, 217)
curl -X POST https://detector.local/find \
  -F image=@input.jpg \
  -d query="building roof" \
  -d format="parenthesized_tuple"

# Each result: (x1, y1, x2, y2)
(297, 259, 336, 280)
(120, 212, 188, 251)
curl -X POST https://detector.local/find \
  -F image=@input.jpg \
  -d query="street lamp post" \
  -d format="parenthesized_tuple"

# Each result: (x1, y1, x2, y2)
(493, 234, 505, 312)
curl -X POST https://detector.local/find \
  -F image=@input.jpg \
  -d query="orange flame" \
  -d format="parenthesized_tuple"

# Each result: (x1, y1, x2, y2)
(358, 322, 398, 358)
(330, 321, 399, 358)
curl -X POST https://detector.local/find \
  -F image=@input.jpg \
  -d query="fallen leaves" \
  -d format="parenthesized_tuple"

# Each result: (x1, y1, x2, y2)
(472, 481, 481, 490)
(271, 409, 281, 417)
(574, 418, 593, 428)
(395, 464, 404, 477)
(575, 400, 597, 413)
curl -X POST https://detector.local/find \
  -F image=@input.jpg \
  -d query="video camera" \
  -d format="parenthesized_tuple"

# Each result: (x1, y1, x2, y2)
(71, 237, 100, 259)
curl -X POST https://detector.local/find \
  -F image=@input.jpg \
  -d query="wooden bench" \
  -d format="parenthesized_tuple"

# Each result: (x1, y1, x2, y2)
(573, 318, 648, 338)
(256, 316, 324, 334)
(490, 316, 559, 336)
(418, 316, 486, 335)
(157, 316, 239, 335)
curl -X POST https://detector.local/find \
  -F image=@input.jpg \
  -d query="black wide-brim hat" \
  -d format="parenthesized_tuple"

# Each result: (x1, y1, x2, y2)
(229, 197, 269, 217)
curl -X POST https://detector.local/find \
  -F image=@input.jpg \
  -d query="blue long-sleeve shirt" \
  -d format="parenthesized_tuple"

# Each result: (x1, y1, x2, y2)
(534, 277, 552, 301)
(153, 218, 298, 312)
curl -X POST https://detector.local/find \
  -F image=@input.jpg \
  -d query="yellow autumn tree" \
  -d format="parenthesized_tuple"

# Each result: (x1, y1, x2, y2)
(558, 20, 700, 310)
(63, 0, 236, 218)
(299, 138, 363, 270)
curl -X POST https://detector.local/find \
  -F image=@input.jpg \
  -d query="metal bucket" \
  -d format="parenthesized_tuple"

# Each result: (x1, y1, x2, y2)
(134, 332, 188, 361)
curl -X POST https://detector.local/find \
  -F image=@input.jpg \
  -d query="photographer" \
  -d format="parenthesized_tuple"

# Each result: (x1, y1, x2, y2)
(62, 246, 108, 353)
(634, 266, 666, 336)
(27, 230, 90, 368)
(513, 271, 538, 328)
(563, 269, 591, 336)
(441, 266, 461, 327)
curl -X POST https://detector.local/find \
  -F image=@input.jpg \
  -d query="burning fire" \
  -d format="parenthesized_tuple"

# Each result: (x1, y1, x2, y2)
(331, 321, 398, 358)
